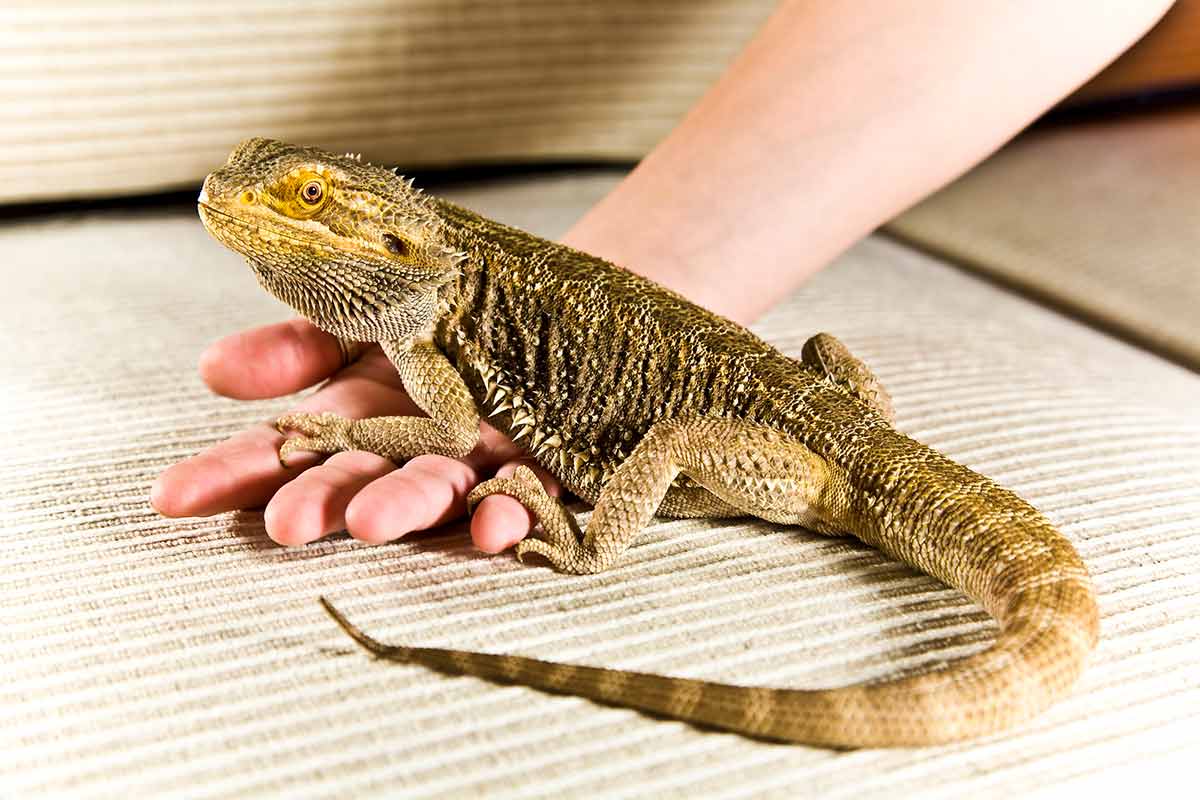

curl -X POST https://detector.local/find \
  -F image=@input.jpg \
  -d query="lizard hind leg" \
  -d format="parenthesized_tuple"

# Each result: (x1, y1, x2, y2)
(801, 332, 895, 424)
(467, 417, 837, 574)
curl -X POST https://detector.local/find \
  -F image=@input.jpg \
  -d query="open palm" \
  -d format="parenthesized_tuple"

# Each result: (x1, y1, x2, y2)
(152, 318, 557, 552)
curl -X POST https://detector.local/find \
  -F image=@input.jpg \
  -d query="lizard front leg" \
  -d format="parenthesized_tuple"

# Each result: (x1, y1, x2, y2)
(277, 337, 480, 464)
(467, 417, 835, 574)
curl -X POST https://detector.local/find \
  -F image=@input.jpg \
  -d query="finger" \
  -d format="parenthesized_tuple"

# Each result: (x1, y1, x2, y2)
(151, 423, 317, 517)
(344, 454, 480, 544)
(152, 366, 415, 518)
(292, 350, 416, 416)
(199, 318, 351, 400)
(264, 451, 397, 545)
(470, 459, 560, 554)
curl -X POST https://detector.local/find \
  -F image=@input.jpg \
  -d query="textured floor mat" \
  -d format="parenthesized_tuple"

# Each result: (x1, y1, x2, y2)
(2, 172, 1198, 797)
(889, 107, 1200, 370)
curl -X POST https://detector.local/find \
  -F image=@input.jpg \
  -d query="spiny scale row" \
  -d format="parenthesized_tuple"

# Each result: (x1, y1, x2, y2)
(469, 351, 602, 483)
(340, 152, 422, 191)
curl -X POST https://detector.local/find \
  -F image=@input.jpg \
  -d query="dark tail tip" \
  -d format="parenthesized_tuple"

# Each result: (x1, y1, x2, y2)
(318, 596, 404, 658)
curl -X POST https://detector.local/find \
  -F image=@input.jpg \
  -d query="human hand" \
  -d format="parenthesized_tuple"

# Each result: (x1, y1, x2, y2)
(151, 318, 559, 553)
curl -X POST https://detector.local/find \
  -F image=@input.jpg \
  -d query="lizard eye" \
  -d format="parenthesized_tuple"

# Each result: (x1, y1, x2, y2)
(383, 233, 411, 257)
(299, 179, 324, 206)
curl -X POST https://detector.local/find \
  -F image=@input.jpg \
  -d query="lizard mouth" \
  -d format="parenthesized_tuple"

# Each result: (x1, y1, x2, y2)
(197, 202, 324, 251)
(198, 202, 448, 286)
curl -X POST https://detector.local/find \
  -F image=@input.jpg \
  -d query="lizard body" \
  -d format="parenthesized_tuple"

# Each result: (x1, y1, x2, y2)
(197, 138, 1099, 747)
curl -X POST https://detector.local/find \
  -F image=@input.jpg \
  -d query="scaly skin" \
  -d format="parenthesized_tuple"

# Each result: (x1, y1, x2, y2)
(196, 138, 1099, 748)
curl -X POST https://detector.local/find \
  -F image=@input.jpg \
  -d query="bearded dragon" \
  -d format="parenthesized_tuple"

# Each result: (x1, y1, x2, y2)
(196, 138, 1099, 748)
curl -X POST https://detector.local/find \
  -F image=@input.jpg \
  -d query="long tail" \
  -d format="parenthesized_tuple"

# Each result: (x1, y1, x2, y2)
(319, 443, 1098, 747)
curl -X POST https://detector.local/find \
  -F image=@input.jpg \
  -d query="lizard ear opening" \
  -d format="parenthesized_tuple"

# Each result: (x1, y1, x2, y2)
(383, 233, 412, 258)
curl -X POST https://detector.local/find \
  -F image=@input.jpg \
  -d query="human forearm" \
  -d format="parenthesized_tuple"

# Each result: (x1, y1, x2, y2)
(561, 0, 1176, 323)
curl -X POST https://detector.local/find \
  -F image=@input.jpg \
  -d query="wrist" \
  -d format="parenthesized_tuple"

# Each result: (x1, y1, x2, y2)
(559, 194, 768, 326)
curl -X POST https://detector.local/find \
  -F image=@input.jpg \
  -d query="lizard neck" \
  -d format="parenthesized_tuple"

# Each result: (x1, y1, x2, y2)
(247, 254, 450, 344)
(426, 197, 548, 351)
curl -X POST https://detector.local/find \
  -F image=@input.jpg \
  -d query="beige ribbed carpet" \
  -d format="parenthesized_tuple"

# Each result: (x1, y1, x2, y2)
(3, 170, 1198, 797)
(889, 107, 1200, 370)
(0, 1, 772, 204)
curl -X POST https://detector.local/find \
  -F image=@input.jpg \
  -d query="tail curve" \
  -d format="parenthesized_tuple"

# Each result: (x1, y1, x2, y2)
(320, 437, 1099, 747)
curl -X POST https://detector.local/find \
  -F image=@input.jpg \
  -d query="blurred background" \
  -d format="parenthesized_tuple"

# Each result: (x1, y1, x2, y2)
(1, 0, 1197, 204)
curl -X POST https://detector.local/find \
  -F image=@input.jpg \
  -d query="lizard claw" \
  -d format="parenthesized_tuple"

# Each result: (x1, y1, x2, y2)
(515, 537, 606, 574)
(515, 537, 560, 566)
(275, 412, 355, 464)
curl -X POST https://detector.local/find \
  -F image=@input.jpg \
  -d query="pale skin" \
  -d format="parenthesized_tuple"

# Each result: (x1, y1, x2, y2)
(152, 0, 1175, 550)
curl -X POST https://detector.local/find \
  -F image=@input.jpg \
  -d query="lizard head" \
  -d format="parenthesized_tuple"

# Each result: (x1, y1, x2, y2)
(197, 137, 463, 341)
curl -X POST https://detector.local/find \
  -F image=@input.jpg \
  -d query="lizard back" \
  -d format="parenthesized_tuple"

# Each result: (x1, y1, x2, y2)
(433, 198, 843, 501)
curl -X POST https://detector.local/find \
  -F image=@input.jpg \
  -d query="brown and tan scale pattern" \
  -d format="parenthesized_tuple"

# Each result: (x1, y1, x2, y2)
(197, 139, 1100, 748)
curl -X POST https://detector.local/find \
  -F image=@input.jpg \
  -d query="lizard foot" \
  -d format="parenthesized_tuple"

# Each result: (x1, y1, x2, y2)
(275, 412, 356, 465)
(468, 466, 604, 572)
(514, 536, 620, 574)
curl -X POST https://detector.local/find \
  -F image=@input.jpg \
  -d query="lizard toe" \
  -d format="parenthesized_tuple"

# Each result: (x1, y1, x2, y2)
(515, 538, 608, 574)
(467, 467, 550, 514)
(514, 538, 556, 565)
(276, 414, 356, 463)
(276, 411, 346, 437)
(278, 436, 321, 465)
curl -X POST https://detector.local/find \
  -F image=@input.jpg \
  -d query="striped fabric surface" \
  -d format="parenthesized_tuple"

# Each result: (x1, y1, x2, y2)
(0, 1, 771, 204)
(889, 107, 1200, 371)
(2, 169, 1198, 797)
